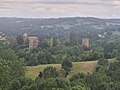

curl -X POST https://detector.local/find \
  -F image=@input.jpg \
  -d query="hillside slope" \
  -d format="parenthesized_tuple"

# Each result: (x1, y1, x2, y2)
(1, 17, 120, 36)
(26, 61, 98, 80)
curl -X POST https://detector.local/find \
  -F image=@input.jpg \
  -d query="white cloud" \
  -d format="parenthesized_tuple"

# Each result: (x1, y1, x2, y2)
(0, 0, 120, 18)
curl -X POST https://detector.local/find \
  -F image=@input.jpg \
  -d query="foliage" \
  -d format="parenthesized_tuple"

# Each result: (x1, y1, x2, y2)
(43, 66, 58, 78)
(1, 17, 120, 89)
(0, 45, 25, 90)
(62, 59, 73, 72)
(9, 77, 33, 90)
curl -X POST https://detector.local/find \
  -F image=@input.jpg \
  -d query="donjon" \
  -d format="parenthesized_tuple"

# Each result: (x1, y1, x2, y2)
(28, 37, 39, 49)
(82, 38, 89, 48)
(48, 37, 53, 47)
(23, 33, 39, 49)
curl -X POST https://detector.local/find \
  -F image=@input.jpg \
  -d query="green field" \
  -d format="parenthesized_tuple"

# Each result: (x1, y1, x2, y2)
(113, 31, 120, 36)
(26, 61, 98, 80)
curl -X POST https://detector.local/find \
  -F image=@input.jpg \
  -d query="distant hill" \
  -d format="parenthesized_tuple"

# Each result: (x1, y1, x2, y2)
(0, 17, 120, 36)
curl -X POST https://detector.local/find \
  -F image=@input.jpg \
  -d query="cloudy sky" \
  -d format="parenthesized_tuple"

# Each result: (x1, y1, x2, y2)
(0, 0, 120, 18)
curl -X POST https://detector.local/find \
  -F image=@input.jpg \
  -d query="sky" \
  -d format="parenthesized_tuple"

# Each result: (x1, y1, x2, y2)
(0, 0, 120, 18)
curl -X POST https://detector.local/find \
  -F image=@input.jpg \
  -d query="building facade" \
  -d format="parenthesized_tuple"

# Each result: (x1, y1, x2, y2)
(23, 33, 39, 49)
(82, 38, 89, 48)
(28, 37, 39, 49)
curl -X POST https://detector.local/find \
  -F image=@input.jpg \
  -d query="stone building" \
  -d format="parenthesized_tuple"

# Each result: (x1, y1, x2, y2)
(28, 37, 39, 49)
(23, 33, 39, 49)
(82, 38, 89, 48)
(48, 37, 53, 47)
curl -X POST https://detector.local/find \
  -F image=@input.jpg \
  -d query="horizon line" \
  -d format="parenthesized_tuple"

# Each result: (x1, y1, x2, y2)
(0, 16, 120, 19)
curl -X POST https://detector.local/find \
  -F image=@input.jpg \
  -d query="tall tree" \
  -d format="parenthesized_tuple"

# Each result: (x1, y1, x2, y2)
(43, 66, 58, 78)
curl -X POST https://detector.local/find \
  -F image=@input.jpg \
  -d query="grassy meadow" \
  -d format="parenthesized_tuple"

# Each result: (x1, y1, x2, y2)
(26, 61, 98, 80)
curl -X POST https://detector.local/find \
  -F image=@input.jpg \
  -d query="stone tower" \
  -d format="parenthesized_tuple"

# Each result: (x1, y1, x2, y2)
(28, 37, 39, 49)
(48, 37, 53, 47)
(82, 38, 89, 48)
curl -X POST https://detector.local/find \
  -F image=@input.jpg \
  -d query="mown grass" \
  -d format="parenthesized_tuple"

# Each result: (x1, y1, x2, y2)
(26, 61, 98, 80)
